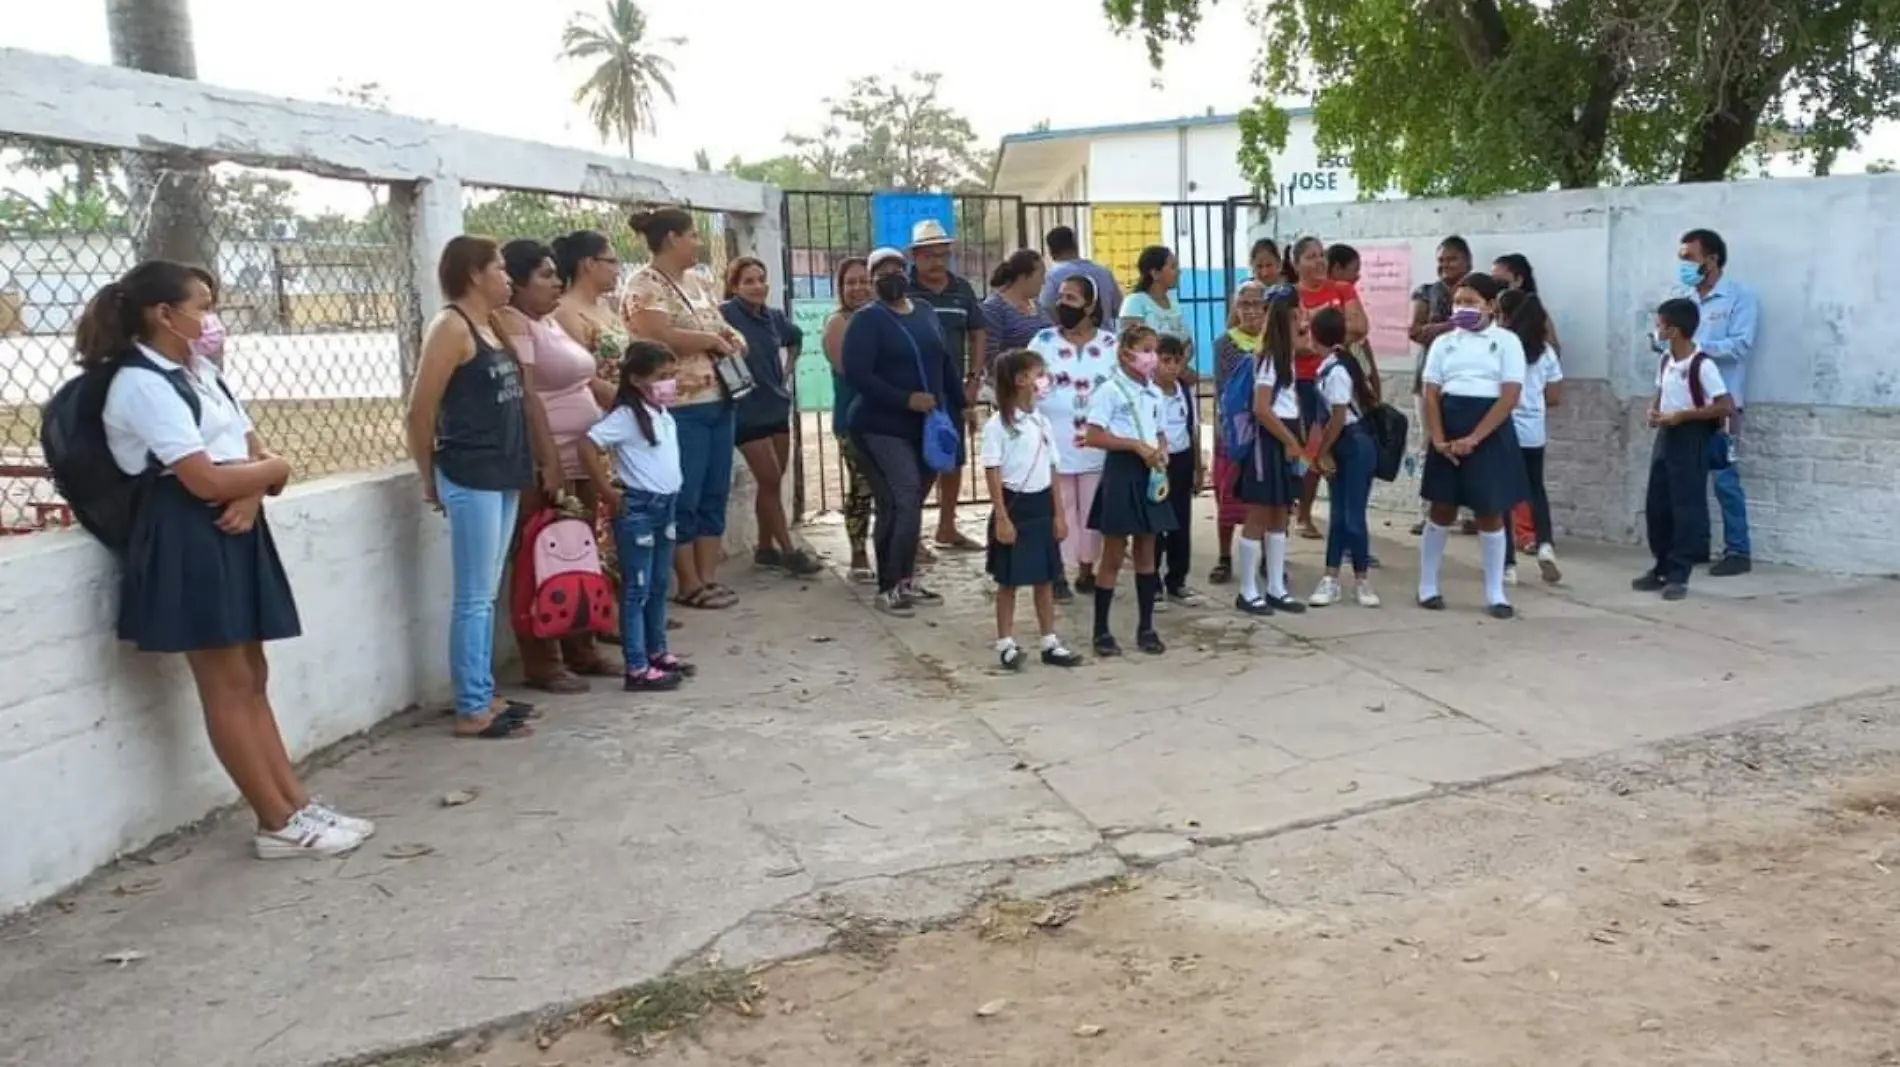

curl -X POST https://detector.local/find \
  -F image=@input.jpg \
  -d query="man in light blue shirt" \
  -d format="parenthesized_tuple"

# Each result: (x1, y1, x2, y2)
(1038, 225, 1123, 325)
(1677, 228, 1758, 575)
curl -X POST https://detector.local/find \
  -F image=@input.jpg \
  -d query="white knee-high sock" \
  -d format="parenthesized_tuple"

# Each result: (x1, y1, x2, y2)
(1237, 537, 1264, 602)
(1481, 529, 1509, 606)
(1265, 532, 1289, 599)
(1419, 521, 1450, 600)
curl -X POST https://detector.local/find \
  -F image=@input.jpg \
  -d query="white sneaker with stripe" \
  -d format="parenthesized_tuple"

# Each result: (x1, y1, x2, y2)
(254, 810, 365, 860)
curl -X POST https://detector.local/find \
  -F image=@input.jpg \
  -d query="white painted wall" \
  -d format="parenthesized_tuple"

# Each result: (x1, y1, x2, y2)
(0, 471, 451, 912)
(1277, 175, 1900, 574)
(1077, 114, 1360, 207)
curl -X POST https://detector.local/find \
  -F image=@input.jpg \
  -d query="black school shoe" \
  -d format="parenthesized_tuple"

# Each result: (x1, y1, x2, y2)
(1709, 555, 1752, 577)
(1266, 594, 1307, 614)
(1662, 583, 1690, 601)
(1092, 633, 1122, 657)
(1053, 577, 1075, 603)
(1136, 629, 1166, 655)
(1042, 644, 1085, 668)
(1075, 572, 1098, 594)
(999, 643, 1026, 670)
(1631, 572, 1667, 592)
(1234, 594, 1274, 616)
(1486, 603, 1516, 620)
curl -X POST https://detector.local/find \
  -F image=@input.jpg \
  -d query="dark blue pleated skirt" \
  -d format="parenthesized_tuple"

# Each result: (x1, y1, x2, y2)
(1420, 394, 1529, 515)
(118, 476, 302, 653)
(1088, 449, 1178, 537)
(987, 487, 1063, 588)
(1236, 417, 1301, 507)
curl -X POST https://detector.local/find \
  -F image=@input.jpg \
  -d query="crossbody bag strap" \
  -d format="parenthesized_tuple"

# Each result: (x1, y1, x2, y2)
(1110, 375, 1148, 442)
(882, 305, 940, 405)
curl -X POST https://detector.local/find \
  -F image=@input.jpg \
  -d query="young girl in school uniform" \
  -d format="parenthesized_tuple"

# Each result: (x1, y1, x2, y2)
(83, 260, 373, 859)
(1416, 272, 1529, 618)
(580, 341, 697, 691)
(1083, 325, 1177, 655)
(1498, 288, 1564, 584)
(1153, 335, 1205, 606)
(1307, 307, 1381, 607)
(982, 349, 1086, 669)
(1232, 285, 1309, 616)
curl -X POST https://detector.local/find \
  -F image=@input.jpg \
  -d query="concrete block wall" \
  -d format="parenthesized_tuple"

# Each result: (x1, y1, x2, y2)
(1281, 175, 1900, 575)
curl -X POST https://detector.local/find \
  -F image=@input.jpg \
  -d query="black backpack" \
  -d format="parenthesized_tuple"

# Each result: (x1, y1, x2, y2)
(1327, 351, 1410, 482)
(40, 351, 217, 553)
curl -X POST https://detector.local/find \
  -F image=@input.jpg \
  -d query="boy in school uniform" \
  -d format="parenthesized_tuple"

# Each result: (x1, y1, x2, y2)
(1153, 335, 1205, 605)
(1636, 297, 1733, 601)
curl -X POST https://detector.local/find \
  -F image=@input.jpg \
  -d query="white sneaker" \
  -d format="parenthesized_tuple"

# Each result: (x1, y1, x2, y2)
(875, 590, 914, 617)
(1354, 583, 1382, 608)
(1308, 577, 1342, 607)
(254, 810, 364, 860)
(1536, 543, 1562, 584)
(304, 800, 375, 839)
(1504, 565, 1520, 586)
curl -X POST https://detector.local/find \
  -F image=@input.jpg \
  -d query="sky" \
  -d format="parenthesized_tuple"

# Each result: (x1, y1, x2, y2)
(4, 0, 1892, 210)
(1, 0, 1261, 174)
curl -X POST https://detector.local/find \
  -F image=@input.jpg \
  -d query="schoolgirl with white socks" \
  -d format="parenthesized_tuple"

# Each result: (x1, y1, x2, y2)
(1232, 286, 1308, 616)
(1416, 272, 1528, 618)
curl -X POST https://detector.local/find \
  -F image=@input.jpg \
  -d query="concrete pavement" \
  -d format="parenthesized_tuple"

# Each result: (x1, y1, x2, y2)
(1, 502, 1894, 1067)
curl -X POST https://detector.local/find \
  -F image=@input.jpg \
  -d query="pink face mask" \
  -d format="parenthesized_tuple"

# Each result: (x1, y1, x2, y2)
(1130, 349, 1159, 379)
(178, 311, 226, 361)
(648, 379, 680, 406)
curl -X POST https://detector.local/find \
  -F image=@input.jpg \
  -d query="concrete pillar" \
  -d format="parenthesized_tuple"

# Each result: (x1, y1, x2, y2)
(389, 178, 465, 389)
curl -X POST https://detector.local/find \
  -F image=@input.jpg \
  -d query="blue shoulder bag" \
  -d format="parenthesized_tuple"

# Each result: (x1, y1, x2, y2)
(884, 306, 962, 473)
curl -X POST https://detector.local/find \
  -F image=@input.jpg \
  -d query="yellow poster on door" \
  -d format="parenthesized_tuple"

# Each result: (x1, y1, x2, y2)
(1089, 203, 1163, 294)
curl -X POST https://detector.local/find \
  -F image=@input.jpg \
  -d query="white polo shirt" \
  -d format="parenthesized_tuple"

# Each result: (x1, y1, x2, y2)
(1253, 357, 1302, 420)
(1656, 352, 1729, 416)
(1513, 348, 1566, 447)
(102, 344, 253, 476)
(1157, 382, 1194, 454)
(978, 410, 1056, 493)
(587, 401, 682, 493)
(1422, 324, 1527, 399)
(1084, 370, 1164, 447)
(1316, 353, 1360, 426)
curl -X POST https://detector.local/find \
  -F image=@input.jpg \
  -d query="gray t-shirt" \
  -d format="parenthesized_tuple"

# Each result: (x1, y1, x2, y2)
(1410, 280, 1454, 392)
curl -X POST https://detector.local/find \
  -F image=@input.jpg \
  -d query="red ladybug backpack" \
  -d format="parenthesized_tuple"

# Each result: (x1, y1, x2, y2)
(509, 501, 617, 641)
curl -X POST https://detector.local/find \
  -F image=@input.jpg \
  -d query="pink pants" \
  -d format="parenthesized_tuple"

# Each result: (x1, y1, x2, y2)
(1056, 471, 1103, 567)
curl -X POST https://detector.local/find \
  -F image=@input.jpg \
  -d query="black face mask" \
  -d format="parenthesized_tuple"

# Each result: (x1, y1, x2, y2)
(1055, 304, 1087, 330)
(875, 274, 909, 304)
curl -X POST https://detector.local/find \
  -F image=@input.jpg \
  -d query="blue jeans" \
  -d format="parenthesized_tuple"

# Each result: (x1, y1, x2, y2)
(1712, 415, 1749, 556)
(612, 489, 677, 672)
(672, 401, 735, 542)
(1324, 424, 1375, 574)
(435, 469, 519, 717)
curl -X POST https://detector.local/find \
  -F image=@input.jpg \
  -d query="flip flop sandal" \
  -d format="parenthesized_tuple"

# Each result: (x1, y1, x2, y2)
(524, 673, 588, 694)
(673, 587, 724, 609)
(703, 585, 740, 608)
(1208, 561, 1233, 584)
(1298, 523, 1324, 540)
(456, 713, 533, 740)
(936, 533, 983, 551)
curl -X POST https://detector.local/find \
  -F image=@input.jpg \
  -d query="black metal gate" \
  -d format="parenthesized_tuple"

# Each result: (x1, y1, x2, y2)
(781, 191, 1264, 520)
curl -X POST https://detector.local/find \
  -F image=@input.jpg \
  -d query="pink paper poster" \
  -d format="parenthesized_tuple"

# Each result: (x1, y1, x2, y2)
(1356, 244, 1413, 357)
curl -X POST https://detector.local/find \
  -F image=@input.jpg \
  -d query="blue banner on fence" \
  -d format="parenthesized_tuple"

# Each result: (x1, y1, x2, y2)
(871, 192, 955, 251)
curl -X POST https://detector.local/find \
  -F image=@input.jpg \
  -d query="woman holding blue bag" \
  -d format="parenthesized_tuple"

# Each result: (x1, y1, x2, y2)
(842, 247, 966, 617)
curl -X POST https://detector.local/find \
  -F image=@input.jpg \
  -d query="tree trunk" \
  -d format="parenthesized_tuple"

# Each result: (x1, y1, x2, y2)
(107, 0, 213, 266)
(1677, 103, 1764, 183)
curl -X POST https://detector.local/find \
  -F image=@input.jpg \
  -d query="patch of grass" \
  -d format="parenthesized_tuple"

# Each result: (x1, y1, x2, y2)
(588, 966, 767, 1052)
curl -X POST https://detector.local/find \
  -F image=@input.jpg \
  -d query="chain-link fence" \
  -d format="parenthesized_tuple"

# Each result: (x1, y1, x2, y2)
(1, 137, 407, 532)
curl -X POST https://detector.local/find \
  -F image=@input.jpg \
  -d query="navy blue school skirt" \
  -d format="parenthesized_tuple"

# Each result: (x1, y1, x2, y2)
(1235, 417, 1300, 507)
(1087, 450, 1178, 537)
(118, 476, 303, 653)
(1420, 394, 1528, 516)
(987, 487, 1063, 588)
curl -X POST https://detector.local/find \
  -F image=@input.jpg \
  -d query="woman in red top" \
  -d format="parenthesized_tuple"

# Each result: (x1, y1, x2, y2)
(1286, 236, 1368, 538)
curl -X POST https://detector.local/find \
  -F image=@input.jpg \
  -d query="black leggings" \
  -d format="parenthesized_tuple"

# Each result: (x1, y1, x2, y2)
(852, 432, 928, 593)
(1507, 446, 1554, 565)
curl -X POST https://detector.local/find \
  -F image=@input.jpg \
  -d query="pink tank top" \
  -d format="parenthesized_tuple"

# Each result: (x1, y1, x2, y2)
(527, 317, 604, 479)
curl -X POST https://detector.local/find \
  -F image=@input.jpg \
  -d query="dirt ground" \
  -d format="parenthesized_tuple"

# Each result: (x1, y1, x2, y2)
(416, 702, 1900, 1067)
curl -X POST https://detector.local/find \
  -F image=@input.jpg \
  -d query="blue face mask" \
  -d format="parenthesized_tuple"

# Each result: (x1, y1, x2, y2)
(1676, 260, 1704, 288)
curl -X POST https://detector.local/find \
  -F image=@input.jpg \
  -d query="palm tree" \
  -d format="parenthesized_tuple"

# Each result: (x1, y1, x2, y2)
(559, 0, 683, 160)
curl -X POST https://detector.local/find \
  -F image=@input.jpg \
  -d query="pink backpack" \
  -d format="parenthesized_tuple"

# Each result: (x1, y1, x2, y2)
(513, 508, 617, 641)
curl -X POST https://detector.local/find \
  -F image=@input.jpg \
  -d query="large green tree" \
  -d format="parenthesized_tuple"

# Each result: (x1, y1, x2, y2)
(1105, 0, 1900, 198)
(559, 0, 683, 159)
(787, 72, 992, 192)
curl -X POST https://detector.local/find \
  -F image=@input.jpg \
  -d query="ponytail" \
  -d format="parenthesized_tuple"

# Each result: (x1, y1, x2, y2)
(74, 260, 205, 368)
(1262, 291, 1297, 396)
